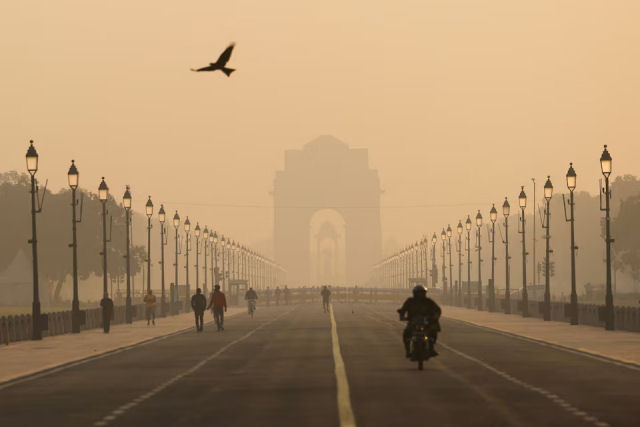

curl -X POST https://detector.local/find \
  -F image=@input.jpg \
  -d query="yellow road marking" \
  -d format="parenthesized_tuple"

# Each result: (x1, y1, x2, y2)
(330, 304, 357, 427)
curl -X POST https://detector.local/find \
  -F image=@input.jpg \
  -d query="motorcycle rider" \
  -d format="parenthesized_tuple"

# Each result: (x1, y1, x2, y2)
(397, 285, 441, 358)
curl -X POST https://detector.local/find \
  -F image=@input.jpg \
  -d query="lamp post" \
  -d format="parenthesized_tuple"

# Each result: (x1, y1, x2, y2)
(212, 232, 218, 292)
(221, 236, 226, 292)
(503, 198, 511, 314)
(172, 211, 180, 313)
(26, 141, 43, 340)
(564, 163, 578, 325)
(158, 205, 167, 317)
(440, 229, 447, 299)
(123, 187, 132, 323)
(194, 223, 201, 293)
(600, 145, 614, 330)
(184, 217, 191, 309)
(476, 210, 483, 311)
(99, 178, 110, 299)
(518, 186, 529, 317)
(68, 160, 81, 333)
(502, 197, 511, 314)
(488, 204, 497, 312)
(465, 216, 472, 308)
(145, 196, 153, 293)
(447, 225, 453, 305)
(431, 233, 437, 289)
(456, 221, 463, 306)
(203, 227, 209, 297)
(542, 176, 553, 321)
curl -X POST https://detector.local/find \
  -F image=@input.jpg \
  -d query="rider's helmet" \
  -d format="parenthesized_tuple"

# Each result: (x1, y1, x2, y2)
(214, 284, 220, 290)
(412, 285, 427, 297)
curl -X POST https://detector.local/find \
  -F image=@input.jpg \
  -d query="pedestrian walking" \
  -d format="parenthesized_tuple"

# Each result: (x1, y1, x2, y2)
(100, 295, 114, 333)
(275, 286, 281, 306)
(265, 286, 272, 306)
(191, 288, 207, 332)
(143, 289, 157, 326)
(284, 285, 291, 305)
(207, 284, 227, 331)
(321, 285, 331, 313)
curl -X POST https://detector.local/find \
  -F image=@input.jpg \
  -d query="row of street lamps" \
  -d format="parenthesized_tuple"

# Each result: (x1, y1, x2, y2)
(25, 141, 286, 339)
(372, 145, 616, 330)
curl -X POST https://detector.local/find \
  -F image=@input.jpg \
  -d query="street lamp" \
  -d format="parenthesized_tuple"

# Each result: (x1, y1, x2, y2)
(26, 141, 44, 340)
(440, 229, 447, 299)
(447, 225, 453, 305)
(564, 163, 578, 325)
(431, 233, 437, 289)
(123, 186, 133, 323)
(465, 216, 472, 308)
(172, 211, 180, 313)
(503, 197, 511, 314)
(145, 196, 153, 293)
(68, 160, 82, 333)
(211, 231, 218, 292)
(220, 235, 226, 292)
(476, 210, 483, 311)
(456, 221, 463, 305)
(194, 223, 201, 293)
(518, 186, 528, 317)
(488, 204, 497, 312)
(98, 178, 110, 300)
(203, 226, 209, 297)
(600, 145, 614, 330)
(184, 217, 191, 309)
(542, 176, 553, 321)
(158, 204, 167, 317)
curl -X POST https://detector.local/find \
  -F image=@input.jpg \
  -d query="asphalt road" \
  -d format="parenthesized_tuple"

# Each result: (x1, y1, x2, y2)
(1, 302, 639, 427)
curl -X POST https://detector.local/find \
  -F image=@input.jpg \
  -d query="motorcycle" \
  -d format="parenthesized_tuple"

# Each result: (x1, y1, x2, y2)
(409, 315, 433, 370)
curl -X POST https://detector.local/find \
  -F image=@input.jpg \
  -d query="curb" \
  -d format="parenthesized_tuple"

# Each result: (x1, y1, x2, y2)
(445, 316, 640, 371)
(0, 308, 244, 390)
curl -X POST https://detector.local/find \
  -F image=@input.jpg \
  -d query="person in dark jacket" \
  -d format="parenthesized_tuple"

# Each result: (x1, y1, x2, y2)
(100, 295, 114, 333)
(191, 288, 207, 332)
(397, 286, 441, 358)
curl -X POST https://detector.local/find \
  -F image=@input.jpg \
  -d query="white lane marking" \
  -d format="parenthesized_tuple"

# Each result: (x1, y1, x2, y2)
(93, 311, 291, 426)
(0, 318, 227, 391)
(368, 311, 611, 427)
(444, 317, 640, 372)
(329, 304, 357, 427)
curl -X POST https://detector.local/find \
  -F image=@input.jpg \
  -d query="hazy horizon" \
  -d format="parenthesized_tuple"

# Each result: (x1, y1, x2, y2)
(2, 1, 640, 253)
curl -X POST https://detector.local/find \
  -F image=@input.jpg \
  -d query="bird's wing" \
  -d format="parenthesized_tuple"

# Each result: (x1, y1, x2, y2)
(216, 43, 235, 66)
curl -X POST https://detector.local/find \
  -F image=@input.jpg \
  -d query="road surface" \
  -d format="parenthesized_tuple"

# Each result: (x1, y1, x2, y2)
(1, 302, 639, 426)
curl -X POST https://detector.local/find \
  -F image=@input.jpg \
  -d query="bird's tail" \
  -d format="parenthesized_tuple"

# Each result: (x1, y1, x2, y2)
(222, 67, 235, 77)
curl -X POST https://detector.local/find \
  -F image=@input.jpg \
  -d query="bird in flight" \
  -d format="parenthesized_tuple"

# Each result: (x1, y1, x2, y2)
(191, 43, 236, 76)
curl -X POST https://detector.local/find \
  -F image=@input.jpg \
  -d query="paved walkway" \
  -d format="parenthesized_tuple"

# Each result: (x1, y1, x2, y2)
(443, 305, 640, 366)
(0, 308, 244, 385)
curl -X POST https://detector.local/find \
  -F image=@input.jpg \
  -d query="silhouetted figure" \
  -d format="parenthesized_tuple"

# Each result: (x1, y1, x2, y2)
(397, 286, 441, 358)
(321, 285, 331, 313)
(265, 287, 272, 306)
(275, 286, 281, 306)
(284, 286, 291, 305)
(144, 289, 156, 326)
(207, 285, 227, 331)
(191, 43, 236, 76)
(100, 296, 114, 333)
(191, 288, 207, 332)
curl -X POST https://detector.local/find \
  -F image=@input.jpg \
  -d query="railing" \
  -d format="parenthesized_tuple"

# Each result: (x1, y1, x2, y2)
(0, 302, 184, 345)
(440, 293, 640, 333)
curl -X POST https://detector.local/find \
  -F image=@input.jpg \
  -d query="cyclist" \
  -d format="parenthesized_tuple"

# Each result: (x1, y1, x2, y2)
(245, 287, 258, 316)
(283, 286, 291, 305)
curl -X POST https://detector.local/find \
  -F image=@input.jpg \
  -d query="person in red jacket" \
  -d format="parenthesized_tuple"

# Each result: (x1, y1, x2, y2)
(207, 284, 227, 331)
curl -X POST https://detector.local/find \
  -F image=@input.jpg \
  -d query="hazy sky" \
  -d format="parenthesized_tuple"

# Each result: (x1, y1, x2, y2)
(2, 1, 640, 255)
